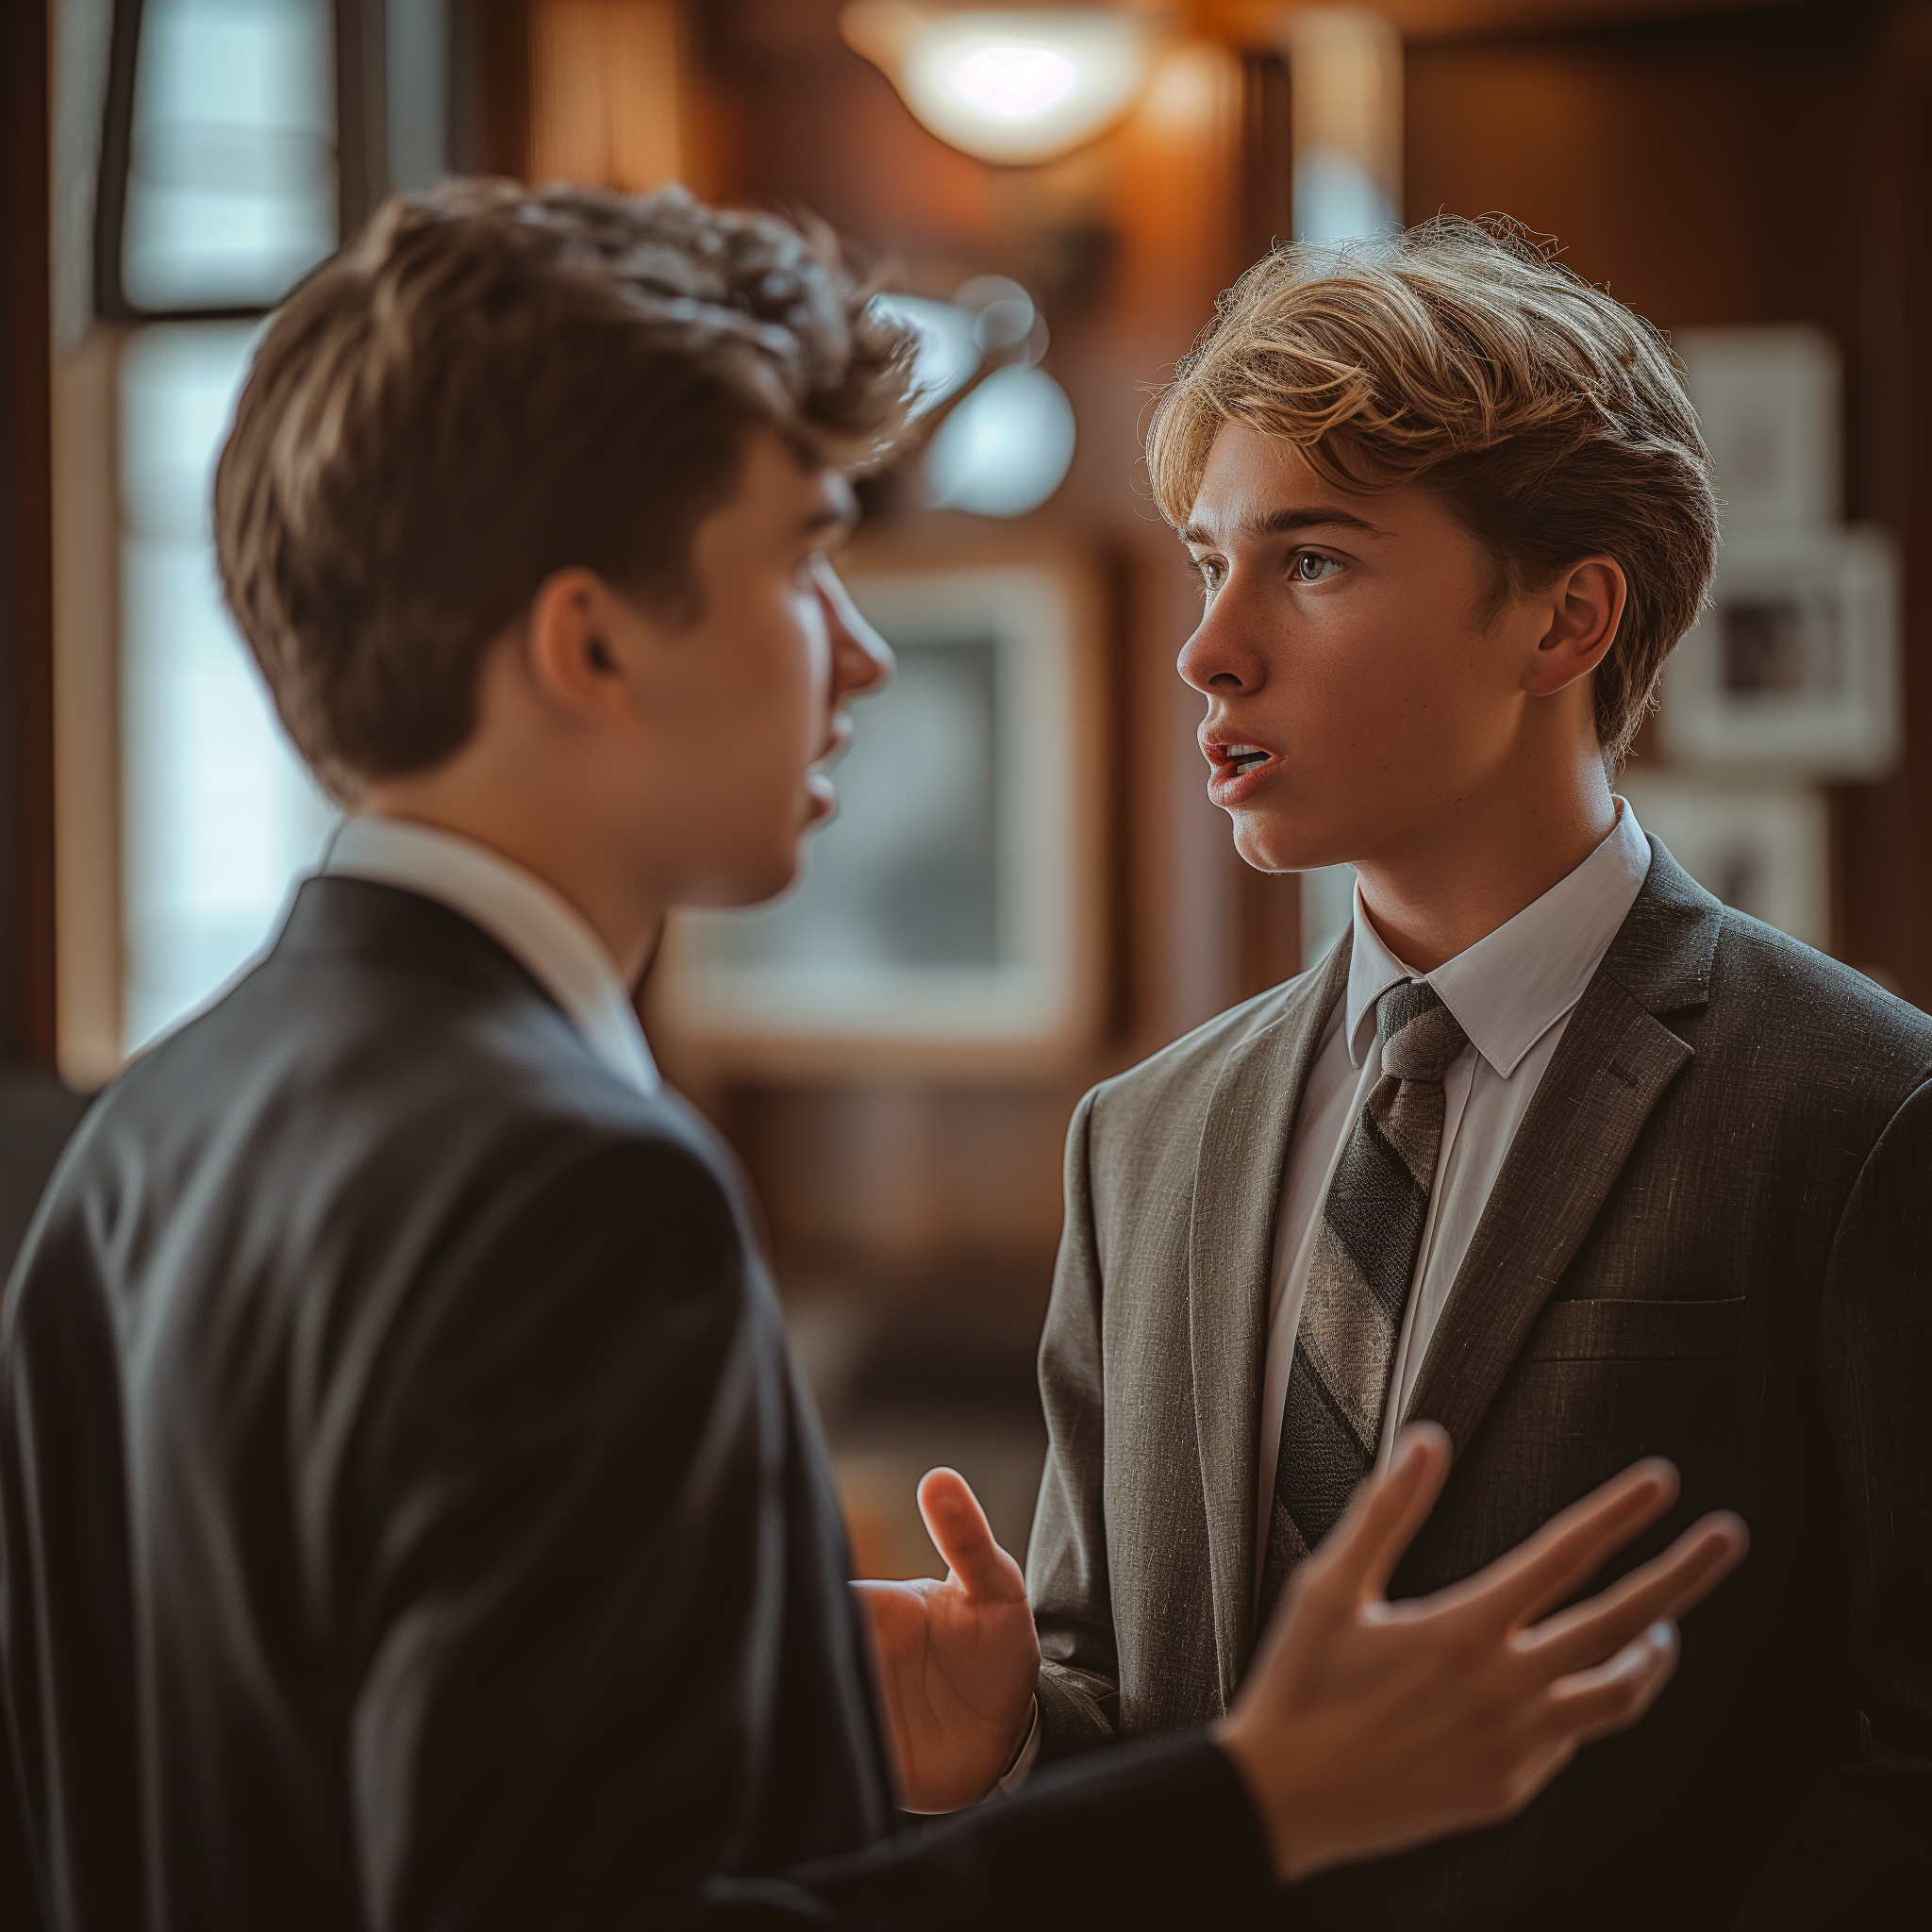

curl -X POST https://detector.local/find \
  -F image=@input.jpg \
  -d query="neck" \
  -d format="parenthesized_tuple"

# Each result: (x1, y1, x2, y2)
(1349, 744, 1617, 974)
(356, 766, 664, 987)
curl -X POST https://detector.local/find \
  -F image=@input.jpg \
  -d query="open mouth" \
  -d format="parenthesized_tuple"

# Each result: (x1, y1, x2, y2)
(1224, 744, 1271, 775)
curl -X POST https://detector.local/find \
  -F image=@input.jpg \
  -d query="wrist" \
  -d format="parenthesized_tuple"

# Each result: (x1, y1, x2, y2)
(1000, 1696, 1038, 1773)
(1211, 1713, 1329, 1886)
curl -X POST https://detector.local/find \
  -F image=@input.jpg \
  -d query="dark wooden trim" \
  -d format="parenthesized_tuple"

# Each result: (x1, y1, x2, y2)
(464, 0, 533, 181)
(336, 0, 391, 238)
(1886, 0, 1932, 1007)
(1, 0, 57, 1064)
(91, 0, 143, 325)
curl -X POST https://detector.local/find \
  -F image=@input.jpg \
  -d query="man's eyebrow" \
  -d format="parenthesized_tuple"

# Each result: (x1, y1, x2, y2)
(1179, 506, 1390, 545)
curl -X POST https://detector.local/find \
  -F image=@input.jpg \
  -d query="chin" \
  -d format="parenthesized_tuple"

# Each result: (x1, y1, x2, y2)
(1236, 811, 1313, 873)
(685, 843, 803, 911)
(740, 853, 803, 908)
(1231, 811, 1340, 875)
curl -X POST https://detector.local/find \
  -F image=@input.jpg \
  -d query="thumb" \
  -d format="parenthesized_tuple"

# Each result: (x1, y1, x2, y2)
(916, 1468, 1025, 1603)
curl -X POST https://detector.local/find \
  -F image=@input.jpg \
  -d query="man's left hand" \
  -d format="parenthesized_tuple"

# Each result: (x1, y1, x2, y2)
(852, 1469, 1041, 1813)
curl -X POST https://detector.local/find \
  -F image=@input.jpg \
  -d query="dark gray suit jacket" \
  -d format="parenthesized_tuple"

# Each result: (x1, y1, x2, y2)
(0, 876, 1278, 1932)
(1027, 841, 1931, 1928)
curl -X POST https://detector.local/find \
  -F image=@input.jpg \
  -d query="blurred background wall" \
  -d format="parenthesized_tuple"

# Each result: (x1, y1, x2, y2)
(4, 0, 1929, 1574)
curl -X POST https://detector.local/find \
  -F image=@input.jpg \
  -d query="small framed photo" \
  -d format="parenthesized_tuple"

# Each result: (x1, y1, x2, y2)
(1618, 772, 1830, 953)
(1673, 325, 1840, 532)
(1658, 526, 1900, 778)
(647, 541, 1108, 1079)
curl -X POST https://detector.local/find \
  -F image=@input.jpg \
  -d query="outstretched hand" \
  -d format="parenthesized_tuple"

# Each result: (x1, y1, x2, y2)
(852, 1469, 1041, 1813)
(1218, 1424, 1748, 1885)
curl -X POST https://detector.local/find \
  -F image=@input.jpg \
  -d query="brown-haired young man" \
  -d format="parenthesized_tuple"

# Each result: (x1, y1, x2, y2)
(0, 187, 1742, 1932)
(1009, 219, 1931, 1926)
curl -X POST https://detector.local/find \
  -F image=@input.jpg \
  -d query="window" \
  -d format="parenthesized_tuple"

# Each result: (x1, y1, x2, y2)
(84, 0, 447, 1058)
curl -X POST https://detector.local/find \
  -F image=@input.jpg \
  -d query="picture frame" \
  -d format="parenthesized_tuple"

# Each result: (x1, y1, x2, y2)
(1618, 772, 1831, 954)
(646, 539, 1108, 1079)
(1657, 525, 1900, 778)
(1672, 325, 1840, 533)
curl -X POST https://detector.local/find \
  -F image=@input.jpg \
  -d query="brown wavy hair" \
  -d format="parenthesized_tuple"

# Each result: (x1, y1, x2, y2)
(217, 181, 913, 796)
(1145, 215, 1718, 767)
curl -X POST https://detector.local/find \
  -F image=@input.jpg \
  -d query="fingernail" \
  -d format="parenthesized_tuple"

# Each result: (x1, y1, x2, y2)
(1649, 1621, 1677, 1654)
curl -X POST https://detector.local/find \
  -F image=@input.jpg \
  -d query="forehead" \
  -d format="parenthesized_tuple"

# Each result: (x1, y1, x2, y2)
(1181, 421, 1390, 545)
(728, 427, 856, 532)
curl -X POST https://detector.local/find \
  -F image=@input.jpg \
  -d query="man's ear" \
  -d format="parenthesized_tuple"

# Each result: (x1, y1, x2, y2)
(1524, 556, 1626, 697)
(523, 567, 646, 724)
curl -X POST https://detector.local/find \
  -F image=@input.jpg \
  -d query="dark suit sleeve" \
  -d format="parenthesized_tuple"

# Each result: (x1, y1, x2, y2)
(1736, 1075, 1932, 1926)
(691, 1736, 1277, 1929)
(1024, 1089, 1127, 1761)
(347, 1128, 1275, 1931)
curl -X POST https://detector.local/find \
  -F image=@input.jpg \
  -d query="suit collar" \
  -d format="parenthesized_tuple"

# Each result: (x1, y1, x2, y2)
(322, 820, 660, 1098)
(275, 873, 571, 1017)
(1399, 838, 1724, 1457)
(1186, 931, 1353, 1700)
(1595, 836, 1725, 1019)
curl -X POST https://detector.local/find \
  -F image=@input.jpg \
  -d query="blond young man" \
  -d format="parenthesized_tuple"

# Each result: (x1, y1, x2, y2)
(0, 189, 1743, 1932)
(1002, 221, 1930, 1926)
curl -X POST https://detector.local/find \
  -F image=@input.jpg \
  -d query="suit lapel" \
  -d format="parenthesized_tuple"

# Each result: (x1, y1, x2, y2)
(1400, 841, 1724, 1457)
(1187, 934, 1352, 1702)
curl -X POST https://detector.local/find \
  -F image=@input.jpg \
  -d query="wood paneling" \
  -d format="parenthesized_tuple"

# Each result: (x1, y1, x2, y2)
(1406, 0, 1932, 1003)
(528, 0, 688, 192)
(1, 0, 56, 1066)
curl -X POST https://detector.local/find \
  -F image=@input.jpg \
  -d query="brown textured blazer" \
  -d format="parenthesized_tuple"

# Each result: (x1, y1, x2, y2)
(1025, 841, 1932, 1930)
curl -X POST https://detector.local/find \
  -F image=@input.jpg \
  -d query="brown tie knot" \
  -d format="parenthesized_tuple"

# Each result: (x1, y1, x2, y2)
(1375, 979, 1468, 1084)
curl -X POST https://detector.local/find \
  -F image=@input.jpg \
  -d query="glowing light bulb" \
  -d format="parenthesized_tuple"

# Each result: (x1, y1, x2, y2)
(841, 5, 1151, 165)
(943, 43, 1079, 120)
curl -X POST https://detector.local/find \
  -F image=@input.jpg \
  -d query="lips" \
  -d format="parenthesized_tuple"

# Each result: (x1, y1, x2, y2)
(1202, 734, 1281, 807)
(802, 715, 854, 825)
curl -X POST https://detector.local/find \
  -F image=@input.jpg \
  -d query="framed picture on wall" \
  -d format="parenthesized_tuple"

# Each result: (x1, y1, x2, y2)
(1658, 526, 1900, 778)
(1672, 325, 1841, 533)
(647, 541, 1108, 1078)
(1617, 772, 1831, 953)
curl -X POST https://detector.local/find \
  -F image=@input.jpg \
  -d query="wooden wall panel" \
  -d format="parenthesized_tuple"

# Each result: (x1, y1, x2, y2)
(1406, 2, 1931, 1003)
(1, 0, 56, 1066)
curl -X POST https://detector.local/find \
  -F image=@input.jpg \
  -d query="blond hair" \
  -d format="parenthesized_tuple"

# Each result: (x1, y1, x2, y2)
(1146, 215, 1717, 766)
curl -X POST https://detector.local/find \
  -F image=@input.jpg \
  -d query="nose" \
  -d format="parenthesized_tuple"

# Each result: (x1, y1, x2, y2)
(1175, 581, 1262, 698)
(814, 559, 894, 700)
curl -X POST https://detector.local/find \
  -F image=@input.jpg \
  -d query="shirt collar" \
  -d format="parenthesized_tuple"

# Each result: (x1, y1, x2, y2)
(1343, 799, 1653, 1077)
(322, 817, 661, 1098)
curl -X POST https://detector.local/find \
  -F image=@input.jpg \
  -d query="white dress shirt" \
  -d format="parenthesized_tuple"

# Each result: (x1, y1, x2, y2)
(322, 816, 661, 1099)
(1253, 803, 1654, 1570)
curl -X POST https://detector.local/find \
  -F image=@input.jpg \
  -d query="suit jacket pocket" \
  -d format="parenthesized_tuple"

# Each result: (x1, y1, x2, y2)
(1523, 1295, 1748, 1362)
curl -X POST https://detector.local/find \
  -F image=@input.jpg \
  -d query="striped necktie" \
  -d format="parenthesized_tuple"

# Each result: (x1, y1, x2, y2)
(1258, 977, 1469, 1622)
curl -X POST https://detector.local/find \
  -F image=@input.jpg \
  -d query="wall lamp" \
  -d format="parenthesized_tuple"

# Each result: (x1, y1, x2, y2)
(840, 3, 1154, 165)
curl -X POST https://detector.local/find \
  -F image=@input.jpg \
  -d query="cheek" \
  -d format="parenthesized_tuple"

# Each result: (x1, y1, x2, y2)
(1308, 603, 1484, 747)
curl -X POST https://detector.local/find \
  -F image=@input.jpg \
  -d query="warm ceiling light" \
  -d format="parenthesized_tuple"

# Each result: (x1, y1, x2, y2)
(841, 3, 1152, 165)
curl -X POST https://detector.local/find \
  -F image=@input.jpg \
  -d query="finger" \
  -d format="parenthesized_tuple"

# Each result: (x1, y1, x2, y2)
(1540, 1619, 1680, 1747)
(1458, 1457, 1680, 1628)
(1316, 1422, 1453, 1606)
(915, 1468, 1025, 1602)
(1524, 1512, 1747, 1675)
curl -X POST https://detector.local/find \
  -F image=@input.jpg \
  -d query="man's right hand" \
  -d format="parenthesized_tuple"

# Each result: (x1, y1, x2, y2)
(1216, 1423, 1748, 1886)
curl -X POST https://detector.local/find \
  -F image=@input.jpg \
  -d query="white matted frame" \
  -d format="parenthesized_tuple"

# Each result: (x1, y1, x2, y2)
(648, 547, 1107, 1079)
(1619, 772, 1831, 953)
(1673, 325, 1841, 532)
(1659, 526, 1900, 778)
